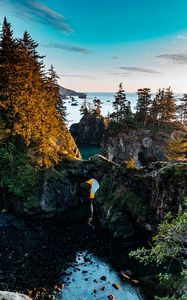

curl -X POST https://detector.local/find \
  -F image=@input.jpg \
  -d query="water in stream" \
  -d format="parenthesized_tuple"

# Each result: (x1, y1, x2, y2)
(61, 251, 144, 300)
(58, 145, 145, 300)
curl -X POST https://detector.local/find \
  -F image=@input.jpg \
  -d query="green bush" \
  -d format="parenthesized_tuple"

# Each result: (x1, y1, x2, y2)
(0, 139, 40, 207)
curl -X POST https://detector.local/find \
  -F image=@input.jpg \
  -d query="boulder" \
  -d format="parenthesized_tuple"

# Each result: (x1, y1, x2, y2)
(95, 161, 187, 241)
(70, 116, 109, 146)
(0, 291, 32, 300)
(103, 128, 186, 166)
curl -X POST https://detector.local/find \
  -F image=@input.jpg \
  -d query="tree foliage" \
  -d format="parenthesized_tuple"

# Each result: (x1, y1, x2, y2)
(111, 82, 132, 122)
(167, 136, 187, 161)
(129, 200, 187, 299)
(0, 17, 77, 169)
(136, 88, 151, 125)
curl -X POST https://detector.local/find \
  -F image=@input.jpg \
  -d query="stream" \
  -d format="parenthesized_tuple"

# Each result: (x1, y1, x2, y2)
(60, 251, 144, 300)
(58, 144, 145, 300)
(0, 145, 146, 300)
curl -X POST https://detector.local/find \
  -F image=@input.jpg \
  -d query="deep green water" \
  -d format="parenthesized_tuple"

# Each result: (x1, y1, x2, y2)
(79, 144, 101, 193)
(79, 144, 102, 160)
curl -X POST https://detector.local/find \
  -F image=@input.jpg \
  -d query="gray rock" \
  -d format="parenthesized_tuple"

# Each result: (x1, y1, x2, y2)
(0, 291, 32, 300)
(103, 128, 186, 166)
(70, 116, 109, 146)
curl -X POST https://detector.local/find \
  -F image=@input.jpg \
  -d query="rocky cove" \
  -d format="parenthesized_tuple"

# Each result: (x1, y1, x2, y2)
(0, 91, 187, 300)
(1, 142, 187, 299)
(0, 145, 147, 300)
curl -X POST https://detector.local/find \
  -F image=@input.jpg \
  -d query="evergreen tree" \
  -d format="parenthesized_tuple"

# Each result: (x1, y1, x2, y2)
(167, 135, 187, 160)
(0, 18, 77, 167)
(0, 17, 20, 135)
(46, 65, 67, 121)
(93, 97, 102, 117)
(150, 88, 164, 126)
(112, 83, 128, 122)
(126, 100, 132, 118)
(80, 98, 89, 117)
(136, 88, 151, 125)
(179, 94, 187, 125)
(160, 87, 176, 127)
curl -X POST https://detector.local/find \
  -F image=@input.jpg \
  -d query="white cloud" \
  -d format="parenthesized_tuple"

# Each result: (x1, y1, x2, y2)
(177, 35, 187, 40)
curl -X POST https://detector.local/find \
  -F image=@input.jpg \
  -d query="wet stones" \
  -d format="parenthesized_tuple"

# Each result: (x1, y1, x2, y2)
(112, 283, 120, 290)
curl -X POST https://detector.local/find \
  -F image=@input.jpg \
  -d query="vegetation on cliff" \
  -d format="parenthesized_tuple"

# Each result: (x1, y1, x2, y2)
(0, 18, 79, 208)
(129, 199, 187, 300)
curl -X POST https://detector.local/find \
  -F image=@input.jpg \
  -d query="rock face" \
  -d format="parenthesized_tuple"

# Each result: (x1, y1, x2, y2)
(95, 160, 187, 241)
(1, 152, 186, 242)
(37, 156, 187, 242)
(70, 116, 109, 146)
(103, 127, 187, 166)
(60, 86, 86, 98)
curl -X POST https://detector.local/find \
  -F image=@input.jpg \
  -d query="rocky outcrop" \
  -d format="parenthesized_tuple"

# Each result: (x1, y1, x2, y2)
(70, 116, 109, 146)
(60, 86, 86, 98)
(39, 155, 116, 217)
(1, 153, 186, 242)
(95, 161, 187, 241)
(39, 156, 187, 242)
(103, 127, 186, 166)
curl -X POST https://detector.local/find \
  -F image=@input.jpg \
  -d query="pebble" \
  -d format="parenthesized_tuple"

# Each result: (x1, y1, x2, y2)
(100, 276, 107, 281)
(112, 283, 120, 290)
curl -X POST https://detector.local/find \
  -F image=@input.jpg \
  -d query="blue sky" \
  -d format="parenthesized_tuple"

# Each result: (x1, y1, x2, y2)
(1, 0, 187, 92)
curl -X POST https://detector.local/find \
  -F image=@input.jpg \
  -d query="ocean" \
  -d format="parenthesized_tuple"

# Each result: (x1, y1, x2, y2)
(66, 92, 137, 126)
(65, 91, 183, 126)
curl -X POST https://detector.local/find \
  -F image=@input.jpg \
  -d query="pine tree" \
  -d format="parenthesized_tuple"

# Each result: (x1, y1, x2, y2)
(46, 65, 67, 121)
(0, 17, 20, 135)
(112, 83, 128, 122)
(0, 18, 78, 168)
(80, 98, 89, 117)
(136, 88, 151, 125)
(179, 94, 187, 125)
(161, 87, 176, 127)
(126, 101, 132, 118)
(149, 88, 164, 126)
(93, 97, 102, 117)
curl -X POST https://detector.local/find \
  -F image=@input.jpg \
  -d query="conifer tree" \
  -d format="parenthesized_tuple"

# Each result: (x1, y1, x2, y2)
(0, 18, 78, 167)
(149, 88, 164, 126)
(136, 88, 151, 125)
(80, 98, 89, 117)
(93, 97, 102, 117)
(126, 101, 132, 118)
(161, 86, 176, 127)
(46, 65, 67, 121)
(0, 17, 19, 135)
(112, 83, 128, 122)
(179, 94, 187, 125)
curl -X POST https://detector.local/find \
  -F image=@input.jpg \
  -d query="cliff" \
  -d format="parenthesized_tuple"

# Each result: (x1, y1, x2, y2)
(70, 114, 186, 165)
(95, 160, 187, 242)
(2, 153, 185, 242)
(103, 126, 187, 166)
(70, 116, 109, 146)
(60, 86, 86, 98)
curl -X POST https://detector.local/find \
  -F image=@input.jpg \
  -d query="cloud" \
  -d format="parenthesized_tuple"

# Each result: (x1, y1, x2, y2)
(119, 66, 162, 74)
(41, 43, 91, 54)
(156, 53, 187, 64)
(110, 56, 119, 59)
(177, 35, 187, 40)
(108, 72, 130, 76)
(62, 74, 96, 79)
(0, 0, 72, 33)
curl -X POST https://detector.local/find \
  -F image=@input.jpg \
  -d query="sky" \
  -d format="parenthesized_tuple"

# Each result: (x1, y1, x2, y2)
(1, 0, 187, 92)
